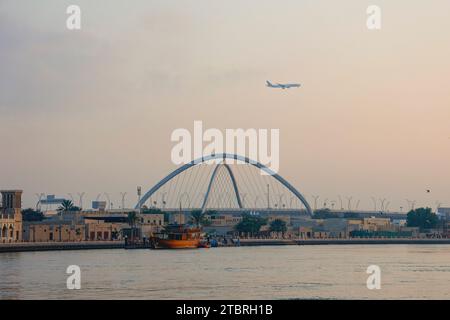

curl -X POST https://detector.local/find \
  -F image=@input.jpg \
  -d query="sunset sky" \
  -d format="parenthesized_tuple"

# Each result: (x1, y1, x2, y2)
(1, 0, 449, 210)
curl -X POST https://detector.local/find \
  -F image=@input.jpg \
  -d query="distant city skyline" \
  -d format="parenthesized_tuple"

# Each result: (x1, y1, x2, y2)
(1, 0, 449, 210)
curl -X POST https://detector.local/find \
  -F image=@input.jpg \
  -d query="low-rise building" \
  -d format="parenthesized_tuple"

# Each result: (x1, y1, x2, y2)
(138, 212, 165, 237)
(23, 221, 85, 242)
(437, 207, 450, 221)
(392, 219, 407, 227)
(362, 217, 393, 232)
(84, 218, 124, 241)
(347, 219, 363, 233)
(0, 190, 23, 243)
(267, 215, 291, 226)
(209, 214, 242, 227)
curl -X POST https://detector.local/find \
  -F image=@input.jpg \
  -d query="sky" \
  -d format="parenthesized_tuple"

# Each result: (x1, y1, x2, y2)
(1, 0, 449, 210)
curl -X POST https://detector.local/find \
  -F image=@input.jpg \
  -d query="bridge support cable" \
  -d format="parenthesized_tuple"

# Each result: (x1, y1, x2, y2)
(201, 163, 242, 212)
(136, 153, 313, 216)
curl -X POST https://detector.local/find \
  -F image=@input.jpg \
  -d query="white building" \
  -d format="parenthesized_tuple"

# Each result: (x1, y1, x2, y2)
(436, 207, 450, 220)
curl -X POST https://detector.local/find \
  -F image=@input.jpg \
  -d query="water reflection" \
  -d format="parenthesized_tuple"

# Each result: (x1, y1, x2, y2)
(0, 245, 449, 299)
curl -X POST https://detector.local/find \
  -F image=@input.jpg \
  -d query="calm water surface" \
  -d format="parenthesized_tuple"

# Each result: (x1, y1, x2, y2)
(1, 245, 449, 299)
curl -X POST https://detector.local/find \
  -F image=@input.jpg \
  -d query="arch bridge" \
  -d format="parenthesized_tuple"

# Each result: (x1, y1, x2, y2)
(136, 153, 313, 216)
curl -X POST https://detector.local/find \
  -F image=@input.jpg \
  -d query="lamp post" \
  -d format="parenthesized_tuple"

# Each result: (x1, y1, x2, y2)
(35, 193, 45, 211)
(290, 196, 296, 209)
(379, 198, 387, 212)
(338, 195, 344, 210)
(346, 196, 353, 211)
(240, 193, 247, 208)
(104, 193, 111, 210)
(77, 192, 85, 209)
(137, 186, 142, 214)
(371, 197, 377, 211)
(312, 195, 319, 211)
(323, 198, 328, 209)
(254, 196, 259, 209)
(120, 192, 127, 210)
(406, 199, 416, 211)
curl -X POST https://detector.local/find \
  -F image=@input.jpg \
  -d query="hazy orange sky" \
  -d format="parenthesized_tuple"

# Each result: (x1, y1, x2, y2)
(1, 0, 449, 210)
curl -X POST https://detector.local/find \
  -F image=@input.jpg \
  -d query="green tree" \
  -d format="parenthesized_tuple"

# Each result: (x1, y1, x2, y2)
(21, 208, 45, 222)
(127, 211, 139, 240)
(57, 200, 80, 212)
(235, 214, 267, 235)
(190, 210, 209, 227)
(269, 219, 287, 233)
(313, 208, 338, 219)
(141, 208, 163, 214)
(407, 207, 438, 231)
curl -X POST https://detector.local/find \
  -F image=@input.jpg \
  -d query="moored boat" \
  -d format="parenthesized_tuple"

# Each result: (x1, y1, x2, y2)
(150, 224, 202, 249)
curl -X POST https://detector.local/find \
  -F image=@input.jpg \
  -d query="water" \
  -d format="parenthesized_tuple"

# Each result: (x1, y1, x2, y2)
(1, 245, 449, 299)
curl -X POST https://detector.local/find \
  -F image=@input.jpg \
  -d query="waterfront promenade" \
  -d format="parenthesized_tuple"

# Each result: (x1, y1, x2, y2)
(1, 238, 450, 252)
(240, 238, 450, 246)
(0, 241, 124, 253)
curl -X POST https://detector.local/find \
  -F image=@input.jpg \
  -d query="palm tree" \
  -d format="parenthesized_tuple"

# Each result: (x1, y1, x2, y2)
(57, 200, 75, 212)
(127, 211, 139, 241)
(269, 219, 287, 233)
(190, 210, 209, 227)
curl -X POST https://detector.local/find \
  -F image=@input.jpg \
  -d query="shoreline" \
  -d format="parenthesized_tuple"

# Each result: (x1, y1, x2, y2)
(241, 238, 450, 246)
(1, 238, 450, 253)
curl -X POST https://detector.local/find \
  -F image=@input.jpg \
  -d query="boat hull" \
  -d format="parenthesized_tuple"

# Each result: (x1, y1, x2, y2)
(154, 238, 200, 249)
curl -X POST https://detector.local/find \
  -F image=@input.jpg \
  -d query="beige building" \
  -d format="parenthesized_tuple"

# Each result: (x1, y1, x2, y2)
(138, 213, 164, 237)
(23, 218, 124, 242)
(0, 190, 23, 243)
(23, 222, 85, 242)
(347, 219, 363, 232)
(84, 218, 123, 241)
(362, 217, 393, 231)
(209, 214, 242, 227)
(267, 215, 291, 225)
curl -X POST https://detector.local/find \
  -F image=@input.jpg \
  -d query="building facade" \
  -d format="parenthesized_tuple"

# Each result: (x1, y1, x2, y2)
(138, 213, 165, 238)
(23, 221, 85, 242)
(0, 190, 23, 243)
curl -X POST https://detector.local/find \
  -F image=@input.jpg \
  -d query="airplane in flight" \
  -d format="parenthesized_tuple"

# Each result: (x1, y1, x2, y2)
(266, 80, 301, 89)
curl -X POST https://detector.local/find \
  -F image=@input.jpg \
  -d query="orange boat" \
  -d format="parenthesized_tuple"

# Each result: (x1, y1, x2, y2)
(150, 224, 202, 249)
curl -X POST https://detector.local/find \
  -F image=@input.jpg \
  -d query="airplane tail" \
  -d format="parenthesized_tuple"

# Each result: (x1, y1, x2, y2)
(266, 80, 273, 87)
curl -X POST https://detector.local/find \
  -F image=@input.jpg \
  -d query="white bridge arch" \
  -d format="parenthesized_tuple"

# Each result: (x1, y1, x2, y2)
(135, 153, 313, 216)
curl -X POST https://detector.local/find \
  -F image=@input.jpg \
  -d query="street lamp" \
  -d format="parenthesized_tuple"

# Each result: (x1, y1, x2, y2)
(312, 195, 320, 211)
(104, 193, 111, 210)
(240, 193, 247, 208)
(323, 198, 328, 209)
(120, 192, 127, 210)
(338, 195, 344, 210)
(346, 196, 353, 211)
(77, 192, 85, 209)
(35, 193, 45, 211)
(371, 197, 377, 211)
(379, 198, 387, 212)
